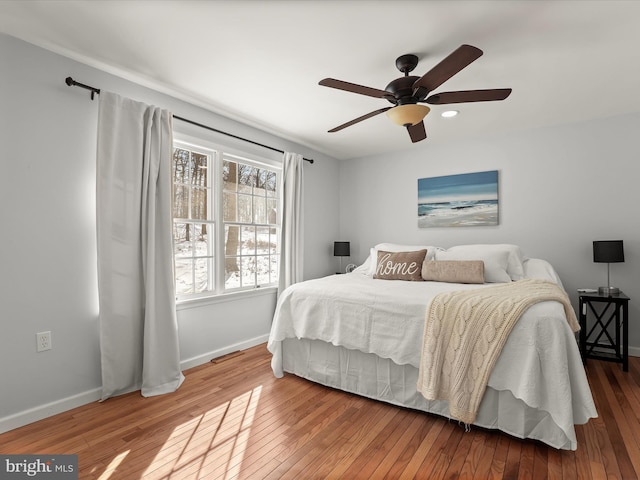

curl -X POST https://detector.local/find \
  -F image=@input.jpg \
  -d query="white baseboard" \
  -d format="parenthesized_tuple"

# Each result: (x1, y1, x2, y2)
(629, 346, 640, 358)
(180, 334, 270, 371)
(0, 335, 270, 435)
(0, 388, 102, 435)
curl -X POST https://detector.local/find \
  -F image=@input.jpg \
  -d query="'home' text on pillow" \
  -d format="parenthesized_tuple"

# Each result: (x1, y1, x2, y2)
(374, 250, 427, 281)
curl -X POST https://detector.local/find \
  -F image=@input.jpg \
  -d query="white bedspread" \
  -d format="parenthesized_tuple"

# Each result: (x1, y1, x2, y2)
(267, 262, 597, 448)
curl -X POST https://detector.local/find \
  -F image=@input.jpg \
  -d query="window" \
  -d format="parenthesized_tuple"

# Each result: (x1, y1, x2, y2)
(172, 140, 280, 299)
(173, 145, 214, 296)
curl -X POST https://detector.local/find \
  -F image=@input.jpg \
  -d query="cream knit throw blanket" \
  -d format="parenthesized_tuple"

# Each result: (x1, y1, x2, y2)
(416, 279, 580, 425)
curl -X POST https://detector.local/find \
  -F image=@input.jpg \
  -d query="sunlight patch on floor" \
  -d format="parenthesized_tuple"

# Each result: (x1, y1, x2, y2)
(97, 450, 130, 480)
(140, 385, 262, 479)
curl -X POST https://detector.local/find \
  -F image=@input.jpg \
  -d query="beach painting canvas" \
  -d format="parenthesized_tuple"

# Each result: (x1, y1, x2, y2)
(418, 170, 499, 228)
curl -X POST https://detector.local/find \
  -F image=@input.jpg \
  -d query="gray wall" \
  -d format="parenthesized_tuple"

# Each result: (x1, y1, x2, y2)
(339, 113, 640, 350)
(0, 34, 340, 432)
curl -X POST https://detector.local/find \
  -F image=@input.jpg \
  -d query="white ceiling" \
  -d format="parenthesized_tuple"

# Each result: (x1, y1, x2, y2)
(2, 0, 640, 160)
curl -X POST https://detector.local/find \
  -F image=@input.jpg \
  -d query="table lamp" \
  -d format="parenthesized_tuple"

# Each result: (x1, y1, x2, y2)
(593, 240, 624, 295)
(334, 241, 350, 274)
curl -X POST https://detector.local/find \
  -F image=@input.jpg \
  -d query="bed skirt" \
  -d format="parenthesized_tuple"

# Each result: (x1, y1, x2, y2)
(280, 337, 582, 450)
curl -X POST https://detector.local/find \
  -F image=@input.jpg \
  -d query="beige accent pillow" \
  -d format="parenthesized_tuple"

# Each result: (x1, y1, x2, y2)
(421, 260, 485, 284)
(436, 249, 510, 283)
(374, 249, 427, 281)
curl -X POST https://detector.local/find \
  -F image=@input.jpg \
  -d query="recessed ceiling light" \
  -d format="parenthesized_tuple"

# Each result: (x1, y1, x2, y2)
(441, 110, 459, 118)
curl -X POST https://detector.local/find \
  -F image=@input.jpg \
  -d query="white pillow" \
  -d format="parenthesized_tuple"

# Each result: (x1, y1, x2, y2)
(443, 244, 526, 281)
(364, 243, 442, 276)
(523, 258, 563, 287)
(436, 248, 511, 283)
(351, 248, 376, 275)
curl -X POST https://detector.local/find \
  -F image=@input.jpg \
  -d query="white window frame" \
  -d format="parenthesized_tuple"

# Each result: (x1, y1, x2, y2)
(172, 134, 281, 303)
(172, 142, 215, 298)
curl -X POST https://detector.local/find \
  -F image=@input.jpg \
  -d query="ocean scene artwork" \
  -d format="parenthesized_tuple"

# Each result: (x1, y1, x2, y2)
(418, 170, 499, 228)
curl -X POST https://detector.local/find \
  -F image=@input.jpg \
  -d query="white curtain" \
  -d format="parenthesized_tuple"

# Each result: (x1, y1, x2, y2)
(96, 92, 184, 400)
(278, 152, 304, 295)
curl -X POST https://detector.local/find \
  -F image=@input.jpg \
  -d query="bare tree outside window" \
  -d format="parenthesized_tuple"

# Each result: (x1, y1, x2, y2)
(223, 157, 279, 290)
(173, 147, 213, 296)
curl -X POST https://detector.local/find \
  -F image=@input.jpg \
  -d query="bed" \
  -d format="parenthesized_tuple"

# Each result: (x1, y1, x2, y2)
(267, 243, 597, 450)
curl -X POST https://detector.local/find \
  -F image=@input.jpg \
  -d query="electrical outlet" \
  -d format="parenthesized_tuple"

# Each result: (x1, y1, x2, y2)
(36, 331, 52, 352)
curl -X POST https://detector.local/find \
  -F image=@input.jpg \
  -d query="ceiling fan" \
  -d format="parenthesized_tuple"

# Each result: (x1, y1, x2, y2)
(319, 44, 512, 143)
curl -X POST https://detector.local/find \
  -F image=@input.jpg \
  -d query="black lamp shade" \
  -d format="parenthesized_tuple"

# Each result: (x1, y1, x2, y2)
(593, 240, 624, 263)
(334, 241, 350, 257)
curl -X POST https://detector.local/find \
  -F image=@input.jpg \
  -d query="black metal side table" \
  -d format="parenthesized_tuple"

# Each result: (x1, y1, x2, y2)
(578, 291, 630, 371)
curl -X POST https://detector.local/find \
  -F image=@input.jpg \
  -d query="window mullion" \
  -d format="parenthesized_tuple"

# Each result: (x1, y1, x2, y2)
(213, 150, 225, 294)
(187, 151, 195, 295)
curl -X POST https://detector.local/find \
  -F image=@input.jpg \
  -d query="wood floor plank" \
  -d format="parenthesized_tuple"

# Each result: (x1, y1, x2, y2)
(581, 404, 606, 474)
(488, 434, 510, 480)
(344, 409, 416, 479)
(268, 398, 392, 479)
(547, 446, 563, 480)
(582, 422, 609, 480)
(457, 430, 488, 479)
(532, 442, 548, 480)
(273, 397, 363, 464)
(441, 427, 476, 479)
(317, 407, 400, 479)
(377, 413, 438, 479)
(590, 362, 634, 479)
(1, 344, 640, 480)
(471, 431, 499, 480)
(573, 426, 594, 480)
(605, 364, 640, 475)
(321, 412, 402, 479)
(419, 422, 465, 479)
(586, 370, 621, 479)
(517, 438, 536, 479)
(502, 437, 522, 480)
(397, 416, 446, 480)
(559, 449, 578, 480)
(428, 452, 455, 480)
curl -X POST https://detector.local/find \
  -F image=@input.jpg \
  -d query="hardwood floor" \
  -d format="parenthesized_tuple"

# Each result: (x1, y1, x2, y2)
(2, 344, 640, 479)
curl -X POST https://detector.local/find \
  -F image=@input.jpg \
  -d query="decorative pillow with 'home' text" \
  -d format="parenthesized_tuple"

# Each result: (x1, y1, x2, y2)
(374, 249, 427, 281)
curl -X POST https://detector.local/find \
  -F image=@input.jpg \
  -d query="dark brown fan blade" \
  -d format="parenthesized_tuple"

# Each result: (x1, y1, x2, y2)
(407, 121, 427, 143)
(319, 78, 392, 99)
(412, 45, 483, 94)
(328, 107, 392, 132)
(426, 88, 512, 104)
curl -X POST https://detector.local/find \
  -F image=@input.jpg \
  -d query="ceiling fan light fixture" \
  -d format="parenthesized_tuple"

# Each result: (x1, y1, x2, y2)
(386, 104, 430, 127)
(441, 110, 459, 118)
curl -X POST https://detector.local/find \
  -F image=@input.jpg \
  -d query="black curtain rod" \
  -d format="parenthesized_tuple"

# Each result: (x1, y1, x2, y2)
(65, 77, 314, 164)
